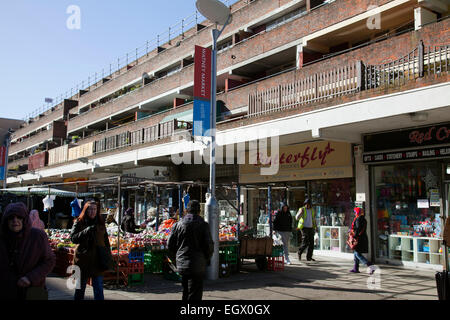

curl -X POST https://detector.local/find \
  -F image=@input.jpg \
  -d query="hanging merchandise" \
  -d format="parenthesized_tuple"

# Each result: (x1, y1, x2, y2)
(43, 195, 56, 212)
(183, 193, 190, 209)
(70, 198, 83, 218)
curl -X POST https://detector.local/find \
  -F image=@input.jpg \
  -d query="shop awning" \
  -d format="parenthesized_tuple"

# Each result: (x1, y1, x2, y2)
(0, 187, 98, 198)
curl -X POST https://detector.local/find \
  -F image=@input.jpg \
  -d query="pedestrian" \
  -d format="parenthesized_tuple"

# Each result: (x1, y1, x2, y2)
(349, 207, 375, 274)
(29, 209, 45, 231)
(168, 200, 214, 301)
(120, 208, 148, 233)
(296, 199, 317, 261)
(0, 202, 55, 300)
(273, 203, 293, 265)
(70, 199, 113, 300)
(105, 202, 119, 225)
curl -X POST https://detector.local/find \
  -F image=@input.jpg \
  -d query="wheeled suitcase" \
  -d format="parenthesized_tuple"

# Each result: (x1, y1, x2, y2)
(435, 270, 450, 300)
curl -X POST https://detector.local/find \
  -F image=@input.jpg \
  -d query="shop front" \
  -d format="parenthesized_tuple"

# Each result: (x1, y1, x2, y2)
(363, 122, 450, 270)
(239, 140, 356, 256)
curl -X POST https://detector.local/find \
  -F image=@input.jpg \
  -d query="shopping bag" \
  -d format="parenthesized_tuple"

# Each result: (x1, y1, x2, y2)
(346, 232, 358, 250)
(435, 271, 450, 300)
(443, 218, 450, 245)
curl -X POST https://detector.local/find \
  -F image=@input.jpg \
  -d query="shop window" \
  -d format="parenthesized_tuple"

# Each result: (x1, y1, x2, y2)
(374, 162, 443, 265)
(310, 179, 356, 252)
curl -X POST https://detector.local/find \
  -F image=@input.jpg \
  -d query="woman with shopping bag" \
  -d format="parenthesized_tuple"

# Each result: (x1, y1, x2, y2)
(70, 199, 113, 300)
(348, 207, 374, 274)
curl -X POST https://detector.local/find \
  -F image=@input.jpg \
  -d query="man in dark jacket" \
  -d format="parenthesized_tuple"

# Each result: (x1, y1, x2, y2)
(168, 200, 214, 301)
(120, 208, 147, 234)
(0, 202, 55, 300)
(273, 204, 293, 265)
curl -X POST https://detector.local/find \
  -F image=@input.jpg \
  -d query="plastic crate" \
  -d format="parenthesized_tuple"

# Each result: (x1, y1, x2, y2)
(271, 246, 284, 257)
(127, 273, 144, 287)
(128, 251, 145, 263)
(219, 245, 238, 265)
(128, 262, 144, 274)
(267, 256, 284, 271)
(144, 251, 165, 273)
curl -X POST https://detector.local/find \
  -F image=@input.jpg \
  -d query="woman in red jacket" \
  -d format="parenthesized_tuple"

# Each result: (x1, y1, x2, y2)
(0, 202, 55, 300)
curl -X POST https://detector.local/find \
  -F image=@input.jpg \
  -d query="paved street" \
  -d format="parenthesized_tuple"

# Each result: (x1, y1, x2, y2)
(46, 254, 439, 300)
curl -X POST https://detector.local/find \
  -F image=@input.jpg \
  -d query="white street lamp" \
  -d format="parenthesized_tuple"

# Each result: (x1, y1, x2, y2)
(195, 0, 231, 281)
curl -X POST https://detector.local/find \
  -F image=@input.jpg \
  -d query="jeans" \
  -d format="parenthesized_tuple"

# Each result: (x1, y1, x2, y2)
(277, 231, 291, 262)
(354, 251, 369, 266)
(181, 272, 204, 301)
(298, 227, 315, 260)
(74, 276, 104, 300)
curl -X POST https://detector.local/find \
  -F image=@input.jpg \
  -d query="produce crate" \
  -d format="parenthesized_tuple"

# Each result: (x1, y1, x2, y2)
(128, 251, 145, 263)
(272, 245, 284, 257)
(128, 262, 144, 274)
(144, 251, 165, 274)
(267, 256, 284, 271)
(219, 245, 238, 265)
(128, 273, 145, 287)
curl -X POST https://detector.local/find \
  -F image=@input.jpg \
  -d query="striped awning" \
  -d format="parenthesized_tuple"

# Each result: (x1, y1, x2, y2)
(0, 187, 99, 198)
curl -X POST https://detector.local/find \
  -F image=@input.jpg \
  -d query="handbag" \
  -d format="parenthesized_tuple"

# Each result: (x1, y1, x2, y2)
(25, 287, 48, 300)
(347, 232, 358, 250)
(97, 246, 113, 271)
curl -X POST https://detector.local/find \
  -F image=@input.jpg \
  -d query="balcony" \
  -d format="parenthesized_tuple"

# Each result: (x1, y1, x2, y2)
(9, 120, 67, 156)
(67, 64, 195, 134)
(11, 99, 77, 143)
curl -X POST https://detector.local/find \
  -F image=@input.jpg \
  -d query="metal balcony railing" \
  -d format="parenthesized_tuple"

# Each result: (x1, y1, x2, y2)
(248, 41, 449, 118)
(249, 61, 363, 117)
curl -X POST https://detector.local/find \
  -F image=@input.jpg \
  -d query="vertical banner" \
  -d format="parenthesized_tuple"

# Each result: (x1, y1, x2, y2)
(0, 146, 5, 181)
(193, 45, 212, 137)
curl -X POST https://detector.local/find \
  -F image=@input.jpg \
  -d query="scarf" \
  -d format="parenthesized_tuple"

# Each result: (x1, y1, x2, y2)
(351, 207, 362, 232)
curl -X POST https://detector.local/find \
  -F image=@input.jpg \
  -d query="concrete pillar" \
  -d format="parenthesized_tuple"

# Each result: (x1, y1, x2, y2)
(414, 6, 437, 30)
(173, 98, 185, 109)
(353, 144, 373, 261)
(296, 44, 304, 69)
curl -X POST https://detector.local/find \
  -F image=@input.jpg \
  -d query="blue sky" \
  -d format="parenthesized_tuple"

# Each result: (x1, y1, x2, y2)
(0, 1, 233, 120)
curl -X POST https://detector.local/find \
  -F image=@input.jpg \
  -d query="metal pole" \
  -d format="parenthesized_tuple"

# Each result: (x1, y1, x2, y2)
(3, 130, 11, 189)
(116, 176, 121, 285)
(144, 186, 148, 222)
(268, 185, 272, 236)
(178, 184, 183, 220)
(156, 186, 160, 231)
(205, 16, 231, 281)
(27, 187, 31, 211)
(48, 185, 51, 228)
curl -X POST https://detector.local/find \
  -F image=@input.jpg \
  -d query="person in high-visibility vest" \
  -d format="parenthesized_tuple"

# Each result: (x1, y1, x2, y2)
(296, 199, 317, 261)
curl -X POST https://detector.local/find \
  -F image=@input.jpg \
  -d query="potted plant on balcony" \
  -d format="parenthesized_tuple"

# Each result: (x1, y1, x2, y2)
(71, 135, 80, 144)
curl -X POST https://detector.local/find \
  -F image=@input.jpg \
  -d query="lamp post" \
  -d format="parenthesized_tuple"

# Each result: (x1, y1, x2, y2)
(195, 0, 231, 281)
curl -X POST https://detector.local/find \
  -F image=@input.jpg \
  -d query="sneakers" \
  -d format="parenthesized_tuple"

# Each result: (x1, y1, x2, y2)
(285, 260, 291, 265)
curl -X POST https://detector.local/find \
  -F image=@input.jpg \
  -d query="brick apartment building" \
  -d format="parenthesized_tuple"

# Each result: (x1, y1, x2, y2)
(4, 0, 450, 270)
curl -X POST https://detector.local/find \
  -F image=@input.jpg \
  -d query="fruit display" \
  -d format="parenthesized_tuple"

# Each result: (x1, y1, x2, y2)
(219, 224, 238, 242)
(47, 229, 73, 250)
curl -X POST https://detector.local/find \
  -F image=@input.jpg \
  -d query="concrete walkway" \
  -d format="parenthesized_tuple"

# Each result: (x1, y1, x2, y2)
(46, 254, 439, 300)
